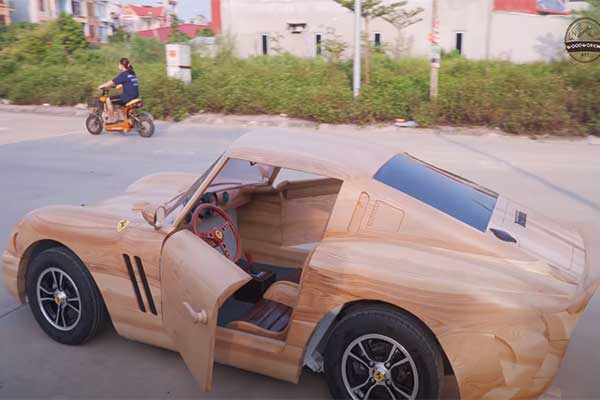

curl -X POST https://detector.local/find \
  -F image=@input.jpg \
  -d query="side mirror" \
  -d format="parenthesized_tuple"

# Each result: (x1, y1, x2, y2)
(141, 204, 166, 229)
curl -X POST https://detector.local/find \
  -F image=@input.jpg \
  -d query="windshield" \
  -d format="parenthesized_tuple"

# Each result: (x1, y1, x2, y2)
(374, 154, 498, 232)
(208, 158, 275, 191)
(163, 156, 222, 218)
(162, 156, 276, 224)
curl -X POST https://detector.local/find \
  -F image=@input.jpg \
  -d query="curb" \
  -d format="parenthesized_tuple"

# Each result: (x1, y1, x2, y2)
(0, 104, 89, 117)
(1, 104, 595, 142)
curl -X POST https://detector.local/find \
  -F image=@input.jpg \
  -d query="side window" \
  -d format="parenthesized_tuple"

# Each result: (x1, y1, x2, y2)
(374, 154, 498, 232)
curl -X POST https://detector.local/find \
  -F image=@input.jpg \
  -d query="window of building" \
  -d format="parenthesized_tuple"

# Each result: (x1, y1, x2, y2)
(261, 34, 269, 56)
(455, 32, 463, 54)
(71, 0, 82, 16)
(0, 15, 5, 26)
(374, 32, 382, 47)
(315, 33, 322, 56)
(39, 0, 45, 12)
(87, 2, 94, 18)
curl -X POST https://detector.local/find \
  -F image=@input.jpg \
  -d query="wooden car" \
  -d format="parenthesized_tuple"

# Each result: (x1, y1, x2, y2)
(2, 131, 599, 399)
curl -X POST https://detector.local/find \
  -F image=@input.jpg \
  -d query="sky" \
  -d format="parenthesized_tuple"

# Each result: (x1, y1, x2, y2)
(119, 0, 211, 22)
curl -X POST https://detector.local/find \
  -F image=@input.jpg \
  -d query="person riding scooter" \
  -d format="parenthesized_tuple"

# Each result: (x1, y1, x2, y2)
(97, 58, 139, 124)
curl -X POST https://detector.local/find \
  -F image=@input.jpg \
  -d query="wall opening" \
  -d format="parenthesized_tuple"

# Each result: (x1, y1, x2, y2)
(455, 32, 463, 54)
(315, 33, 322, 56)
(261, 34, 269, 55)
(374, 32, 382, 47)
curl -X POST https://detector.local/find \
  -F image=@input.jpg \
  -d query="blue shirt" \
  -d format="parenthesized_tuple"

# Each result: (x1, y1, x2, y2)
(113, 71, 139, 103)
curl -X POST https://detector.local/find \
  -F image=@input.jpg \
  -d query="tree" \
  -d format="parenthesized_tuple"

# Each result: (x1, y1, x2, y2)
(333, 0, 416, 83)
(581, 0, 600, 21)
(168, 14, 191, 43)
(383, 5, 423, 56)
(55, 13, 88, 54)
(197, 27, 214, 37)
(109, 28, 131, 44)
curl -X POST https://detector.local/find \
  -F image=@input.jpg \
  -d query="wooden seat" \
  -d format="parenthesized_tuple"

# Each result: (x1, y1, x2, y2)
(240, 299, 292, 333)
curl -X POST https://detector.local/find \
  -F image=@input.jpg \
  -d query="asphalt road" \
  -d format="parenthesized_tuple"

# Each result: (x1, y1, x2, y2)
(1, 111, 600, 399)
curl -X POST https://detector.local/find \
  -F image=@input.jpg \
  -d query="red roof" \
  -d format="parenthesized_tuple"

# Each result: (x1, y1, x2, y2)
(135, 23, 208, 42)
(126, 4, 165, 18)
(494, 0, 570, 15)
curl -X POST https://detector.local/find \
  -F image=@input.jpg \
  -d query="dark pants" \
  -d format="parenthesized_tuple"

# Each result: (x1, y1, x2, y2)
(109, 96, 124, 106)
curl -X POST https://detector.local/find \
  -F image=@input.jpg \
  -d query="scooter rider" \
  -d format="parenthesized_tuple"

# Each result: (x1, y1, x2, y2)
(97, 58, 139, 123)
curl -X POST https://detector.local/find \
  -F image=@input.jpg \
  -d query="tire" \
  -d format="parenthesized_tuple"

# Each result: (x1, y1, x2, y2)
(85, 113, 103, 135)
(136, 111, 155, 138)
(26, 247, 107, 345)
(324, 304, 444, 400)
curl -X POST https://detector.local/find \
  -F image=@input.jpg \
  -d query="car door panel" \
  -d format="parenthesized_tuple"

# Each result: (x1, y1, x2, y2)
(161, 230, 250, 391)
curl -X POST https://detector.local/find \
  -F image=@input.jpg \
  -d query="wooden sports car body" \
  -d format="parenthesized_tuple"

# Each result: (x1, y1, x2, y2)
(2, 131, 599, 399)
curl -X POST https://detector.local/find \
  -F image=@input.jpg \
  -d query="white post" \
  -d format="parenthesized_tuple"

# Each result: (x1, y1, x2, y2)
(352, 0, 362, 98)
(429, 0, 440, 98)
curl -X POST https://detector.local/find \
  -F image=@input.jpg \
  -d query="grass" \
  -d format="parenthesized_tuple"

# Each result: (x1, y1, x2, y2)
(1, 29, 598, 135)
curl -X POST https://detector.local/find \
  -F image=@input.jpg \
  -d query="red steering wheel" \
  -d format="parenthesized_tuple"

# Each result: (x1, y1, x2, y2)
(191, 203, 241, 262)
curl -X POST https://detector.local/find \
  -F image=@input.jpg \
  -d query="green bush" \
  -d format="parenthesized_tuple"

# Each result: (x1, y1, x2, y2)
(1, 22, 599, 135)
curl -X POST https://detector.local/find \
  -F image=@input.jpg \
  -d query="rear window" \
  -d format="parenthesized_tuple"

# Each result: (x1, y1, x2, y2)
(374, 154, 498, 232)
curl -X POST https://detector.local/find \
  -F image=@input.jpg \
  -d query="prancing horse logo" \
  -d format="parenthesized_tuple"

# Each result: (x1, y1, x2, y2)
(117, 219, 130, 233)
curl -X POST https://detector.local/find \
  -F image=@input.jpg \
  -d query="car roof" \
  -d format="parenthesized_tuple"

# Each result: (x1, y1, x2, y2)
(227, 130, 397, 180)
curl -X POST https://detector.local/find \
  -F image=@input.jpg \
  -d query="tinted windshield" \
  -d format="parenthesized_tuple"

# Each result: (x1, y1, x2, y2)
(374, 154, 498, 232)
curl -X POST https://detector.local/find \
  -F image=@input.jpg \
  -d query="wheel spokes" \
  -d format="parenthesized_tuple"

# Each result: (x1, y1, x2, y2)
(390, 381, 414, 400)
(384, 384, 400, 400)
(342, 334, 419, 400)
(37, 267, 82, 331)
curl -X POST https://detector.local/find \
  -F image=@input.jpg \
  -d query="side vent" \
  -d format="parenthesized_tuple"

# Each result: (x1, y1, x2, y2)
(134, 256, 158, 315)
(123, 254, 146, 313)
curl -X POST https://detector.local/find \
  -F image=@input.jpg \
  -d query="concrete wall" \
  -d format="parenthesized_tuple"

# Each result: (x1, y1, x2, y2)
(221, 0, 405, 58)
(220, 0, 574, 63)
(489, 11, 571, 62)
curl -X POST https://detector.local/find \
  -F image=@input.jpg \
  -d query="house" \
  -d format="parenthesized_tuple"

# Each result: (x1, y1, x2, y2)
(9, 0, 109, 43)
(0, 0, 13, 25)
(117, 3, 171, 32)
(218, 0, 582, 63)
(133, 0, 221, 42)
(136, 23, 209, 42)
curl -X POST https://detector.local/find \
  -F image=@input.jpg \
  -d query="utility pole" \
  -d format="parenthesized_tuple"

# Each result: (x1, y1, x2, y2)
(429, 0, 440, 98)
(353, 0, 362, 98)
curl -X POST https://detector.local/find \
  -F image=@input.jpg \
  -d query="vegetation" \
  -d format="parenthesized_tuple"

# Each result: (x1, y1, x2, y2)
(333, 0, 423, 83)
(0, 18, 599, 135)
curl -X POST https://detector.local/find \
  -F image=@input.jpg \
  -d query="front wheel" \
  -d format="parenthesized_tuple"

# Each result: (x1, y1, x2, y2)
(324, 304, 444, 400)
(85, 113, 103, 135)
(26, 247, 107, 345)
(135, 111, 155, 138)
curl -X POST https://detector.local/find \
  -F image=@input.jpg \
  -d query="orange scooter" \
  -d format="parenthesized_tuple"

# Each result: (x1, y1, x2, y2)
(85, 89, 155, 137)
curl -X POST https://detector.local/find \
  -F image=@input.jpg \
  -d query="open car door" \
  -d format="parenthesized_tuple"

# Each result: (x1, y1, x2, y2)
(161, 230, 251, 391)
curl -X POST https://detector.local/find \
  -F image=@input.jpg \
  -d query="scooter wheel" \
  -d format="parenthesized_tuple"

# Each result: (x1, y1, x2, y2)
(136, 112, 155, 138)
(85, 114, 103, 135)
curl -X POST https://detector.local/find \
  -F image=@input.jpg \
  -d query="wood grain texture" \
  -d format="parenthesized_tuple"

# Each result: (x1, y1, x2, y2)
(263, 281, 299, 308)
(3, 130, 599, 399)
(161, 230, 250, 391)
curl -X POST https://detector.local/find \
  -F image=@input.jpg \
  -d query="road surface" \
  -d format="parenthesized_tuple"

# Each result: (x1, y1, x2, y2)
(1, 111, 599, 398)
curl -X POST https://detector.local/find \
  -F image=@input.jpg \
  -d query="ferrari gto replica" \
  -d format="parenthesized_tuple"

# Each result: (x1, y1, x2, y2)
(2, 131, 599, 399)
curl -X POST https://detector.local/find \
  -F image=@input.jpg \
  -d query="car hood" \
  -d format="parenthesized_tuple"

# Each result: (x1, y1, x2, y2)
(94, 172, 197, 219)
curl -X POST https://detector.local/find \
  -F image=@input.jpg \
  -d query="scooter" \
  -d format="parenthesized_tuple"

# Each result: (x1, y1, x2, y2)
(85, 89, 155, 138)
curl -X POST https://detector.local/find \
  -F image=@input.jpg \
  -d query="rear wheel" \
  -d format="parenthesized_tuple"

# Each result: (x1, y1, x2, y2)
(85, 113, 103, 135)
(136, 111, 155, 138)
(26, 247, 107, 345)
(324, 304, 444, 400)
